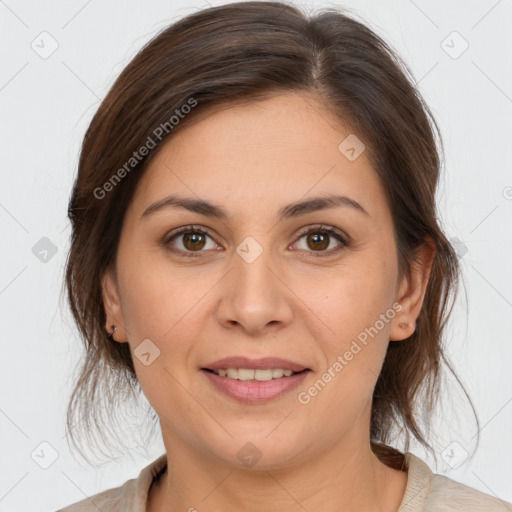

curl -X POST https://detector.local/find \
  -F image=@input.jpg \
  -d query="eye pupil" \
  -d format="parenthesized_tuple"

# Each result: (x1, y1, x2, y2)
(308, 232, 329, 250)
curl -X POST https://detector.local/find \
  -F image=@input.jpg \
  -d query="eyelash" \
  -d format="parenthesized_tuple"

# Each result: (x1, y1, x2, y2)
(163, 224, 348, 259)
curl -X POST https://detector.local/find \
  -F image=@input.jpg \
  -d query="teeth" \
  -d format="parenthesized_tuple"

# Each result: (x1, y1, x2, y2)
(213, 368, 297, 380)
(226, 368, 239, 379)
(238, 368, 258, 381)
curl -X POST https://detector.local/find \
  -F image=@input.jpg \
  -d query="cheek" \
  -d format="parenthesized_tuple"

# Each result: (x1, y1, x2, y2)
(117, 252, 206, 340)
(297, 261, 396, 409)
(117, 257, 211, 385)
(300, 280, 392, 424)
(305, 261, 396, 344)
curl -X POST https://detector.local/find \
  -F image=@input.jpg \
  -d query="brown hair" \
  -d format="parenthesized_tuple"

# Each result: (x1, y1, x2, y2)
(63, 0, 478, 468)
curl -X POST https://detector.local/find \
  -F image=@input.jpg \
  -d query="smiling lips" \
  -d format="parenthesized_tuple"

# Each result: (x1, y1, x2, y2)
(212, 368, 297, 380)
(203, 356, 309, 372)
(201, 356, 311, 403)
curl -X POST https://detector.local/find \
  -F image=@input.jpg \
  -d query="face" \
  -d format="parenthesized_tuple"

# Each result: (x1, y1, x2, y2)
(102, 92, 431, 470)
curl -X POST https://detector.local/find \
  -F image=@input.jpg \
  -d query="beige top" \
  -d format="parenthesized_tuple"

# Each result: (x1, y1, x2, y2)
(57, 452, 512, 511)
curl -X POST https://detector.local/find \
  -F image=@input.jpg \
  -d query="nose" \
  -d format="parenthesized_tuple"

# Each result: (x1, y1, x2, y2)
(215, 244, 294, 335)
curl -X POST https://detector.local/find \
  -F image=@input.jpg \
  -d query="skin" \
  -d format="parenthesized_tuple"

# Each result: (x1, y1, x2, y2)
(102, 92, 435, 512)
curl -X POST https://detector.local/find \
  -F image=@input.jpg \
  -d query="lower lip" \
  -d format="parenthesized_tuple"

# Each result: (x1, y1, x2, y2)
(201, 369, 310, 404)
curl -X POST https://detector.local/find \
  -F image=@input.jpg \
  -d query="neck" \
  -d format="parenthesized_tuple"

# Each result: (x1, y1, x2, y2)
(147, 426, 407, 512)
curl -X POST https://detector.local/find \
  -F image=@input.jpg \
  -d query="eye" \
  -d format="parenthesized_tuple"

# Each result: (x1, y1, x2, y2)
(163, 223, 348, 258)
(291, 224, 348, 257)
(164, 225, 220, 257)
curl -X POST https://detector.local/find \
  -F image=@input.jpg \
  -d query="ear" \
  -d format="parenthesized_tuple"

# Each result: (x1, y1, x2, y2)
(101, 267, 128, 343)
(389, 237, 436, 341)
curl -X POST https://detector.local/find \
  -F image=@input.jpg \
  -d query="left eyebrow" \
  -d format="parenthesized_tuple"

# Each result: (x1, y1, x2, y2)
(278, 194, 369, 220)
(140, 193, 369, 221)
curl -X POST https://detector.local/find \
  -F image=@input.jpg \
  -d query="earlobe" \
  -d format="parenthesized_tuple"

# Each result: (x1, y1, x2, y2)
(101, 268, 128, 343)
(390, 237, 436, 341)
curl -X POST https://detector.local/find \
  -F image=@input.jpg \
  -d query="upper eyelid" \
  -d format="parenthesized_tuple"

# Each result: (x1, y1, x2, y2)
(295, 224, 347, 238)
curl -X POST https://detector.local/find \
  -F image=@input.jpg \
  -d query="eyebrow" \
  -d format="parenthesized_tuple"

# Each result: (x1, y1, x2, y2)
(141, 193, 369, 222)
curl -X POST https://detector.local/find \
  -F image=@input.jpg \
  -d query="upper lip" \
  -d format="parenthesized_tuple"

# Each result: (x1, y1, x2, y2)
(203, 356, 309, 372)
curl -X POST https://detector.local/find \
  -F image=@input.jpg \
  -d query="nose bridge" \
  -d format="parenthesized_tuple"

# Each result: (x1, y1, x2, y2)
(233, 234, 279, 303)
(217, 234, 292, 332)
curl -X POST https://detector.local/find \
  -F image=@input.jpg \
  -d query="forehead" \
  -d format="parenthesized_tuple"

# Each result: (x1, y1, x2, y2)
(130, 92, 387, 220)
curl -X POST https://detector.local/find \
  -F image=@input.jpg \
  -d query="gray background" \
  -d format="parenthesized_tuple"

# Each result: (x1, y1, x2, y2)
(1, 0, 511, 510)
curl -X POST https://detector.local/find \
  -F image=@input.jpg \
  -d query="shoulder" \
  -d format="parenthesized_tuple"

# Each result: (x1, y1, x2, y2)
(56, 454, 168, 512)
(427, 474, 512, 511)
(56, 480, 133, 512)
(399, 452, 512, 512)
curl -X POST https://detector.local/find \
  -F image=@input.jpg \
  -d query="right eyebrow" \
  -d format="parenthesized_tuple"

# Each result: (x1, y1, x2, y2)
(141, 195, 229, 221)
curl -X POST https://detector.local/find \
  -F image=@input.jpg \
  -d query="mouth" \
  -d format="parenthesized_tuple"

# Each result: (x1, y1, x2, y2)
(200, 356, 312, 403)
(202, 367, 306, 381)
(203, 356, 310, 373)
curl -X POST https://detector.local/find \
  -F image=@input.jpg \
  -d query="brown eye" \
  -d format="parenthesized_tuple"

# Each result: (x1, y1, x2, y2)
(306, 232, 330, 251)
(182, 231, 207, 251)
(164, 225, 218, 257)
(293, 225, 348, 256)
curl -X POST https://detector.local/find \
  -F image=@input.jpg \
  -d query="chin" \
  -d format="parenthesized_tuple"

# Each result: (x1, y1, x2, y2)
(205, 432, 305, 470)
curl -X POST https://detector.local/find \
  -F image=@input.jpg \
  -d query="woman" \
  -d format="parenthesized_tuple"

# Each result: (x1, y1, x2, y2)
(58, 1, 511, 510)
